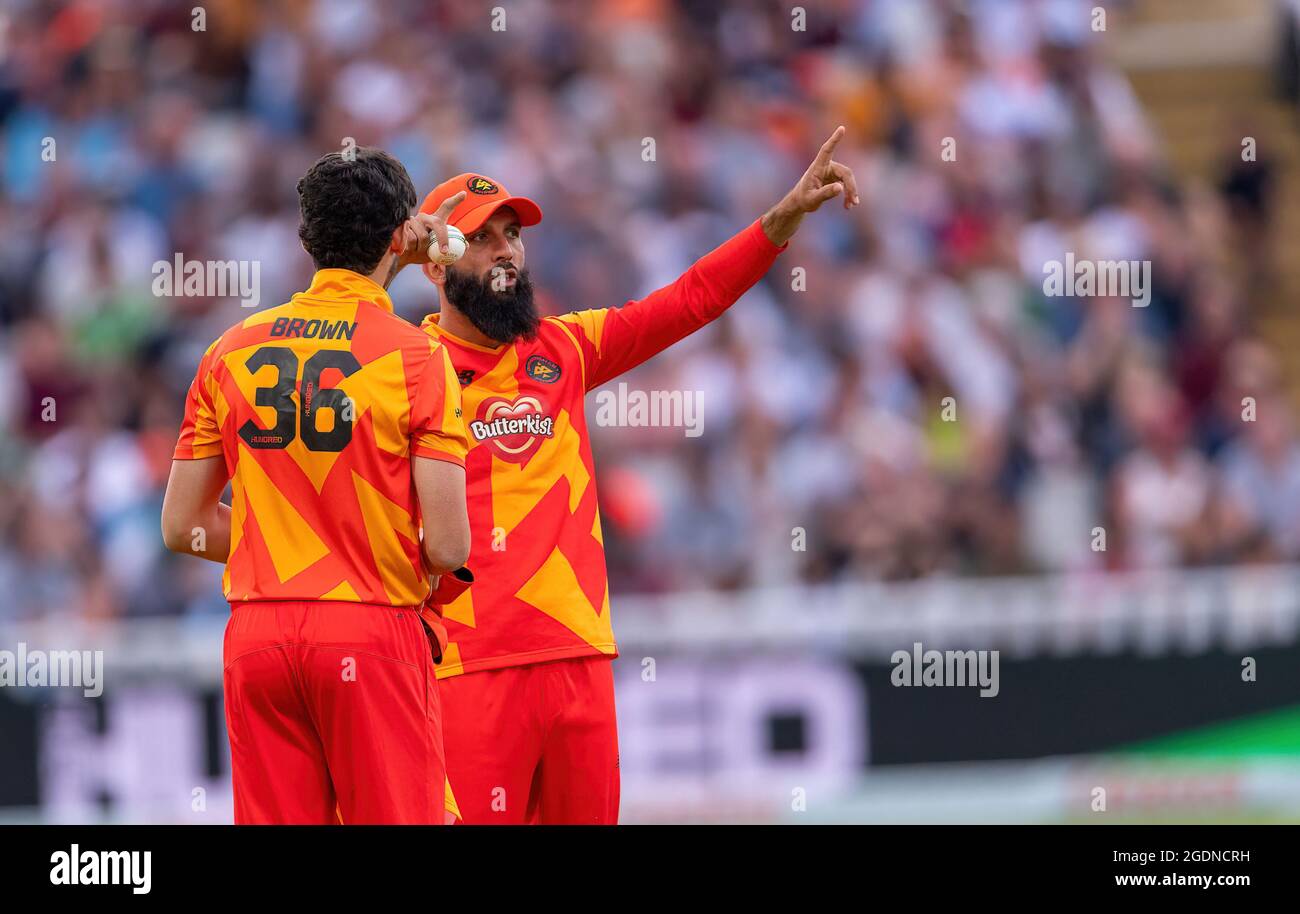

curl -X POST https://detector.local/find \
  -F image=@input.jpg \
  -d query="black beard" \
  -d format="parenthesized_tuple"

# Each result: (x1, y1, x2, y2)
(443, 264, 539, 344)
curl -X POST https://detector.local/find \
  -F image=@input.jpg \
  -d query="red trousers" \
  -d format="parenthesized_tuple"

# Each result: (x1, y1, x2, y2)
(223, 600, 445, 824)
(439, 655, 620, 824)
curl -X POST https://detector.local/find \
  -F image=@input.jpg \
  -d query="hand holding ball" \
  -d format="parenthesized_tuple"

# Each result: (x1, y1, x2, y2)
(429, 226, 467, 265)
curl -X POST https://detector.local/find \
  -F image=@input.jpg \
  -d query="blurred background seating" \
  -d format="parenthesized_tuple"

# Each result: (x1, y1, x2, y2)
(2, 0, 1298, 623)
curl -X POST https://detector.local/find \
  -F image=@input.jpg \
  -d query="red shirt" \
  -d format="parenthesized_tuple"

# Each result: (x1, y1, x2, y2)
(421, 220, 784, 676)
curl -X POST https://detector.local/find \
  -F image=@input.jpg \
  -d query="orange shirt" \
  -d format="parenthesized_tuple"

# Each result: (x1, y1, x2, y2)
(423, 220, 784, 676)
(174, 269, 468, 606)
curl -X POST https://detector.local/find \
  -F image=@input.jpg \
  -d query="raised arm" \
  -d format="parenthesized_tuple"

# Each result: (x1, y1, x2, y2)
(556, 126, 859, 391)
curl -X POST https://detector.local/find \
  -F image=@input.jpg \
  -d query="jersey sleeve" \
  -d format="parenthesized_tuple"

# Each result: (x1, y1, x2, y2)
(173, 342, 224, 460)
(410, 343, 469, 466)
(552, 218, 785, 392)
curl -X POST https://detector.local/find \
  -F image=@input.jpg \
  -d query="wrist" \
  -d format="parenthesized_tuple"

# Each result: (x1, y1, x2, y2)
(761, 194, 803, 247)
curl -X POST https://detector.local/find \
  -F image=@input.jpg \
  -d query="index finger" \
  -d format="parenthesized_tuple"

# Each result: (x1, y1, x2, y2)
(813, 125, 846, 169)
(433, 190, 466, 222)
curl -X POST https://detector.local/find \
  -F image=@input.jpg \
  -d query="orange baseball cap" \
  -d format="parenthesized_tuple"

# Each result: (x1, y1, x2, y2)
(419, 173, 543, 234)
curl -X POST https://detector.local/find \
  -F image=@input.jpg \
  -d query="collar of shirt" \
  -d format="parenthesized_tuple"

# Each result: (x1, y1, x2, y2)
(294, 268, 395, 312)
(421, 312, 508, 354)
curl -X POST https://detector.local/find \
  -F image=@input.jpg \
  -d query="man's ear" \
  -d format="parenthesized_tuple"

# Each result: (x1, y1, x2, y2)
(390, 222, 408, 255)
(422, 261, 447, 286)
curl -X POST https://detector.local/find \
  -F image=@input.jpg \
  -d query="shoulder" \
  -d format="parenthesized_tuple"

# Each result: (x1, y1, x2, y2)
(200, 306, 289, 369)
(210, 301, 301, 348)
(357, 299, 421, 337)
(352, 300, 445, 356)
(544, 309, 609, 350)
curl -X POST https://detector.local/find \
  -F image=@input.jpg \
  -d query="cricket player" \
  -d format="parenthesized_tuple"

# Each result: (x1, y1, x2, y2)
(414, 127, 860, 823)
(161, 147, 472, 824)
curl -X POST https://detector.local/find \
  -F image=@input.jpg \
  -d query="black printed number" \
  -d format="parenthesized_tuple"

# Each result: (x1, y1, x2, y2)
(238, 348, 360, 451)
(238, 348, 297, 449)
(301, 350, 361, 452)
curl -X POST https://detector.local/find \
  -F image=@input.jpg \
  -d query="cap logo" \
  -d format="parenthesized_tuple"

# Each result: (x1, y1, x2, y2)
(467, 176, 498, 195)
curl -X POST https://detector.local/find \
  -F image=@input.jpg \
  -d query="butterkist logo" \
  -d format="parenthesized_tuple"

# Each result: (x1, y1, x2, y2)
(469, 413, 554, 442)
(471, 396, 554, 461)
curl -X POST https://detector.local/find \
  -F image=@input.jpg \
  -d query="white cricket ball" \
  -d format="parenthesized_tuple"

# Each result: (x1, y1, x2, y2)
(428, 226, 467, 265)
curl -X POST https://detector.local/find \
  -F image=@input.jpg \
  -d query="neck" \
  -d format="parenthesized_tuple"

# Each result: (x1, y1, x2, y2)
(437, 299, 503, 349)
(365, 253, 399, 291)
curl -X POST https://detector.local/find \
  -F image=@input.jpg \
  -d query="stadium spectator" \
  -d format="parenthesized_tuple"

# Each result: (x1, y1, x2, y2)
(0, 0, 1286, 617)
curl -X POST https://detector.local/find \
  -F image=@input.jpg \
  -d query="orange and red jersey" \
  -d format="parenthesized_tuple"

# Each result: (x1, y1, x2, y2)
(422, 219, 784, 677)
(174, 269, 468, 606)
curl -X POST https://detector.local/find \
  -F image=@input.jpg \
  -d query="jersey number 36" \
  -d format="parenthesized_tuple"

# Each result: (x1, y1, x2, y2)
(237, 346, 360, 452)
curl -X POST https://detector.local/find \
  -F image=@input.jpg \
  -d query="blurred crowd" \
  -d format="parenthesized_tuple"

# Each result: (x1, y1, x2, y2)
(0, 0, 1295, 620)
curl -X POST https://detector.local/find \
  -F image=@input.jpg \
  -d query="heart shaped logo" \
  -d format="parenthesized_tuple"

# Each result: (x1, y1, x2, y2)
(470, 396, 555, 461)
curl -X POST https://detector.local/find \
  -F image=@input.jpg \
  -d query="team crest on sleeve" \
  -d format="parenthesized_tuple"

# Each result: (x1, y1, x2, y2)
(525, 354, 561, 384)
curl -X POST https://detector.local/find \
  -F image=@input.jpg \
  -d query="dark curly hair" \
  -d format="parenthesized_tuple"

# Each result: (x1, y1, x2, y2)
(296, 147, 417, 275)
